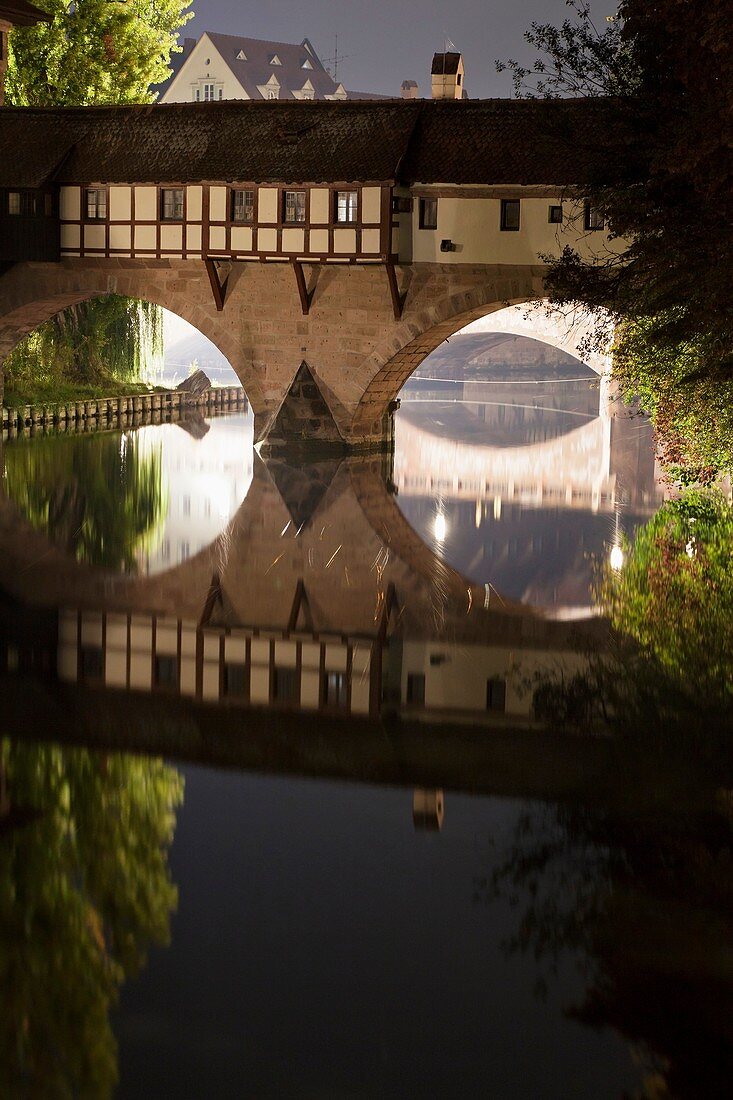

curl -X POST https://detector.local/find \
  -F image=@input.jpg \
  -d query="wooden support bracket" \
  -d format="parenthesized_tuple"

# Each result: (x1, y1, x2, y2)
(287, 578, 313, 633)
(385, 261, 407, 320)
(204, 257, 229, 311)
(292, 260, 316, 315)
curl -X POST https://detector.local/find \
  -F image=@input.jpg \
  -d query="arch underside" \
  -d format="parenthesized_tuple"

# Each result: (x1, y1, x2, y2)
(0, 260, 606, 445)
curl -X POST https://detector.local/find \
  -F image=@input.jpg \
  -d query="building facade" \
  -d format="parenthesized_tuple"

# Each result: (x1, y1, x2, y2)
(158, 32, 353, 104)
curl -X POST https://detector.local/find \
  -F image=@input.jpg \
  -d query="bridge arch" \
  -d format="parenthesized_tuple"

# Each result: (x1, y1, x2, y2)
(349, 290, 610, 441)
(0, 260, 268, 413)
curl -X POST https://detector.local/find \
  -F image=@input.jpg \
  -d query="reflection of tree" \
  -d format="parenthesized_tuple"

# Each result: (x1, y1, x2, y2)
(478, 799, 733, 1098)
(2, 432, 167, 571)
(0, 739, 182, 1099)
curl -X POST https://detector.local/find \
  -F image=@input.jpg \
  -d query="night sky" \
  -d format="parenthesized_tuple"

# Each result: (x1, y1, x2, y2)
(180, 0, 613, 99)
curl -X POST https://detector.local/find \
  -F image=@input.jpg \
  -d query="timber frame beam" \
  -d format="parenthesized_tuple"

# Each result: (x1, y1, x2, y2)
(292, 260, 316, 315)
(204, 257, 230, 311)
(385, 261, 407, 321)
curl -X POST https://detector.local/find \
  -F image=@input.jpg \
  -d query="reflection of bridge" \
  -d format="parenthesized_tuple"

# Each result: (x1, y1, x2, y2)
(1, 97, 624, 448)
(395, 385, 661, 516)
(0, 452, 602, 724)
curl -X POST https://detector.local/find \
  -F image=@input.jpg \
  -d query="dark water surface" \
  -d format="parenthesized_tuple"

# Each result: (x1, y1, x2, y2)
(1, 351, 731, 1097)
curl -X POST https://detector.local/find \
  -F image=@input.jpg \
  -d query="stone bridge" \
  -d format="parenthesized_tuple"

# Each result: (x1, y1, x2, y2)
(0, 96, 625, 449)
(0, 257, 548, 448)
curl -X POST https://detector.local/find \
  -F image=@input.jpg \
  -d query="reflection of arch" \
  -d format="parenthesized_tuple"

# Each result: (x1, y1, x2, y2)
(0, 451, 598, 650)
(349, 283, 609, 439)
(0, 262, 266, 413)
(394, 412, 614, 512)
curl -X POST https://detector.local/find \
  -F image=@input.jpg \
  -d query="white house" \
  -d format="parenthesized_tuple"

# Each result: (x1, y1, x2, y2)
(158, 32, 381, 104)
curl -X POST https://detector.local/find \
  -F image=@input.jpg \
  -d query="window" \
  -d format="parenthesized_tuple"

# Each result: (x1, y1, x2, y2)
(236, 49, 247, 61)
(273, 666, 299, 704)
(7, 191, 37, 216)
(500, 199, 520, 231)
(79, 645, 104, 682)
(155, 654, 179, 690)
(194, 88, 200, 101)
(203, 83, 215, 101)
(161, 188, 184, 221)
(406, 672, 426, 705)
(266, 87, 279, 100)
(218, 88, 223, 100)
(283, 190, 306, 223)
(486, 678, 507, 712)
(419, 197, 438, 230)
(584, 201, 605, 231)
(335, 190, 358, 223)
(224, 662, 248, 698)
(548, 205, 563, 224)
(323, 671, 348, 709)
(232, 188, 255, 223)
(85, 188, 107, 221)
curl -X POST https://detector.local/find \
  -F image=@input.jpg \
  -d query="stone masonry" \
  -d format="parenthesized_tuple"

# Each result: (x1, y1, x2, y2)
(0, 258, 547, 448)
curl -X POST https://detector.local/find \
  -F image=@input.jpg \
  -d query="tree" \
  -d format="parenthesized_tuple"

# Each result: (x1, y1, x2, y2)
(0, 739, 182, 1097)
(600, 489, 733, 700)
(500, 1, 733, 474)
(6, 0, 193, 106)
(4, 0, 191, 394)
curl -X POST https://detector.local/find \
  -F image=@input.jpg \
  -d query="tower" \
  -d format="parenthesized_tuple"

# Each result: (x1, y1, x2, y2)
(431, 51, 465, 100)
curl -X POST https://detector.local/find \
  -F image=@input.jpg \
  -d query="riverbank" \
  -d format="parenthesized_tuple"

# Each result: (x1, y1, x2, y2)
(1, 384, 247, 437)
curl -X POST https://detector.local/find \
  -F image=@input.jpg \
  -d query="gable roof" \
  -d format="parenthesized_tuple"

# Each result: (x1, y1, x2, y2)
(0, 98, 635, 189)
(0, 0, 52, 26)
(158, 32, 344, 102)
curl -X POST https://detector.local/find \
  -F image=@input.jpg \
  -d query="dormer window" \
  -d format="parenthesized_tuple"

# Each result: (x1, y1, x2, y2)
(236, 50, 247, 60)
(269, 54, 282, 65)
(266, 87, 279, 100)
(302, 58, 313, 69)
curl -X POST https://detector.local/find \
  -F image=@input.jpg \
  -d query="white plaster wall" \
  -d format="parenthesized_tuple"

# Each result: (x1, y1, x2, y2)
(410, 193, 624, 267)
(160, 34, 248, 103)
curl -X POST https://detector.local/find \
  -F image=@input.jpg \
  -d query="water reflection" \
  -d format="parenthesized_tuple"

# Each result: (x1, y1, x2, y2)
(1, 414, 253, 575)
(479, 796, 733, 1098)
(0, 738, 181, 1097)
(394, 362, 665, 612)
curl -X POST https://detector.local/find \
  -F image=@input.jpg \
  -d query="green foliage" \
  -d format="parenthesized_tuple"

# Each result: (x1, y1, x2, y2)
(6, 0, 193, 106)
(2, 430, 168, 571)
(3, 296, 164, 401)
(0, 739, 182, 1098)
(613, 318, 733, 477)
(504, 1, 733, 473)
(600, 489, 733, 702)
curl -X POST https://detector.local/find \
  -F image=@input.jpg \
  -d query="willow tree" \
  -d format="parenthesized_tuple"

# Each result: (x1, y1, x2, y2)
(4, 0, 192, 394)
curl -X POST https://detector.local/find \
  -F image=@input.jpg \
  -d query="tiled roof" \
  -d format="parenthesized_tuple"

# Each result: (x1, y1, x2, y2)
(0, 98, 632, 189)
(400, 98, 633, 185)
(0, 0, 51, 26)
(156, 31, 344, 102)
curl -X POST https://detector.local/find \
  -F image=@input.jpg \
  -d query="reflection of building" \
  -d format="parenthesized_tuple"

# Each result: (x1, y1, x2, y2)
(413, 789, 444, 831)
(136, 414, 253, 573)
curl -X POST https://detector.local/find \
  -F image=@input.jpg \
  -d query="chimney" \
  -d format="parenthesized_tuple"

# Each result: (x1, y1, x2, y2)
(401, 79, 419, 100)
(431, 51, 465, 100)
